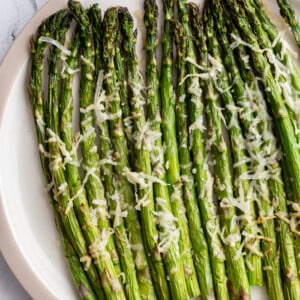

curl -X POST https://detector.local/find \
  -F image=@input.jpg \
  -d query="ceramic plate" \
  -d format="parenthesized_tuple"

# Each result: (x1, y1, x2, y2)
(0, 0, 299, 299)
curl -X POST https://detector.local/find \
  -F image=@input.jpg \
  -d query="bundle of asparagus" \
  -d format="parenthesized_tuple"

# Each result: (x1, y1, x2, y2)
(28, 0, 300, 299)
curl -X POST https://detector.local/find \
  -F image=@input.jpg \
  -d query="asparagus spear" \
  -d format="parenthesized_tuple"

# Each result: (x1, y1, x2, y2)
(207, 2, 264, 287)
(110, 6, 133, 164)
(87, 4, 143, 300)
(29, 15, 98, 300)
(160, 0, 200, 297)
(251, 0, 300, 95)
(144, 0, 189, 298)
(238, 0, 300, 147)
(47, 7, 125, 300)
(102, 8, 157, 299)
(187, 3, 230, 300)
(114, 19, 135, 166)
(177, 1, 217, 296)
(223, 0, 300, 298)
(276, 0, 300, 48)
(88, 4, 144, 299)
(37, 11, 105, 299)
(56, 28, 100, 300)
(217, 2, 299, 298)
(95, 77, 142, 299)
(173, 19, 214, 299)
(251, 0, 300, 86)
(95, 73, 143, 300)
(46, 12, 109, 299)
(226, 10, 300, 300)
(224, 0, 300, 234)
(68, 0, 123, 280)
(117, 8, 170, 298)
(53, 204, 98, 300)
(87, 4, 102, 74)
(202, 5, 251, 300)
(239, 0, 300, 276)
(212, 0, 262, 285)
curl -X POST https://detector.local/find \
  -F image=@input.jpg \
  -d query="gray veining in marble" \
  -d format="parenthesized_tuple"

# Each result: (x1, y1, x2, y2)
(0, 1, 47, 299)
(30, 0, 39, 12)
(0, 0, 47, 62)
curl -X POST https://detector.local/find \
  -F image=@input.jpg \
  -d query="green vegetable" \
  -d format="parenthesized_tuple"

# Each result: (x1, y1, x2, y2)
(203, 4, 251, 299)
(217, 2, 300, 298)
(87, 4, 143, 300)
(102, 7, 156, 299)
(173, 18, 213, 299)
(238, 0, 300, 149)
(187, 4, 230, 299)
(160, 0, 200, 297)
(29, 13, 99, 300)
(68, 1, 122, 279)
(238, 0, 300, 280)
(87, 4, 102, 73)
(209, 0, 263, 286)
(53, 204, 98, 300)
(224, 4, 300, 299)
(144, 0, 189, 298)
(224, 0, 300, 250)
(276, 0, 300, 48)
(118, 7, 170, 298)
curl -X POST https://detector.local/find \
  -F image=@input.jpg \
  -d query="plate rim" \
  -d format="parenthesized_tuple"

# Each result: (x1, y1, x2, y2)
(0, 1, 69, 300)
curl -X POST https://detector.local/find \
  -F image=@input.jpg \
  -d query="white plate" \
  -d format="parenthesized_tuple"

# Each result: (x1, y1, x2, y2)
(0, 0, 299, 299)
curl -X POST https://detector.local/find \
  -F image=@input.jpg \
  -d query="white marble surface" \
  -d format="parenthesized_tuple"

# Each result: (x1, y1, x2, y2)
(0, 1, 47, 299)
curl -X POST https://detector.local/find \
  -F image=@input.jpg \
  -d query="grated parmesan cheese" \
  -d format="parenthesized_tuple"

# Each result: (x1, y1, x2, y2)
(39, 36, 71, 56)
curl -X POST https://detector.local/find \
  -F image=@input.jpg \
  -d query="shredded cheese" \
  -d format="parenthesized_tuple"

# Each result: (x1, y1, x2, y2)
(39, 36, 71, 56)
(154, 197, 180, 253)
(123, 167, 167, 188)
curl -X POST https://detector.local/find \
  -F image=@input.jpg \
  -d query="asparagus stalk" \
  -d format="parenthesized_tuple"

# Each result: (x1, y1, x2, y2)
(87, 4, 143, 300)
(239, 0, 300, 276)
(238, 0, 300, 146)
(144, 1, 189, 298)
(269, 167, 300, 300)
(226, 13, 300, 300)
(102, 8, 156, 299)
(251, 0, 300, 88)
(117, 8, 170, 298)
(281, 160, 300, 282)
(47, 6, 125, 300)
(251, 0, 300, 94)
(114, 19, 135, 165)
(53, 205, 98, 300)
(95, 77, 142, 299)
(29, 15, 98, 300)
(276, 0, 300, 48)
(68, 0, 123, 280)
(173, 19, 214, 299)
(177, 1, 217, 296)
(38, 11, 106, 299)
(46, 12, 109, 299)
(89, 4, 145, 299)
(202, 5, 251, 299)
(56, 29, 100, 300)
(187, 3, 230, 300)
(207, 2, 264, 287)
(95, 73, 142, 300)
(87, 4, 102, 74)
(160, 0, 200, 297)
(222, 0, 300, 298)
(110, 7, 133, 164)
(217, 2, 299, 298)
(224, 0, 300, 235)
(91, 45, 140, 299)
(211, 0, 262, 286)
